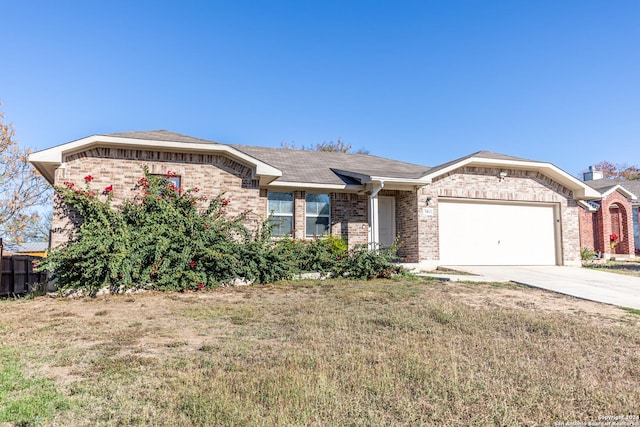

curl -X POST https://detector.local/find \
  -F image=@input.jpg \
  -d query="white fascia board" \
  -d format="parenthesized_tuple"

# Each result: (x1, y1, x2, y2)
(601, 185, 638, 200)
(577, 200, 600, 212)
(368, 176, 432, 185)
(424, 157, 600, 200)
(266, 181, 364, 191)
(29, 135, 282, 184)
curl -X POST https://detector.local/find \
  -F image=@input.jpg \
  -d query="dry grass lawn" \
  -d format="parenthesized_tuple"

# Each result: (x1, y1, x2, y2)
(1, 277, 639, 426)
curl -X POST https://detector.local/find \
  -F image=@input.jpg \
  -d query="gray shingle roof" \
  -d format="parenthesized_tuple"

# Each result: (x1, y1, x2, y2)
(102, 131, 430, 184)
(586, 178, 640, 191)
(585, 178, 640, 201)
(585, 178, 618, 190)
(106, 130, 219, 145)
(230, 145, 431, 185)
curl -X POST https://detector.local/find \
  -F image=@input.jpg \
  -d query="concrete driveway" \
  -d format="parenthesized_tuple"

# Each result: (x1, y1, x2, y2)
(439, 265, 640, 310)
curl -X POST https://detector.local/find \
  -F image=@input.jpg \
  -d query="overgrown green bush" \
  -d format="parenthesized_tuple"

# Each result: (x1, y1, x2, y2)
(39, 170, 257, 294)
(38, 168, 404, 295)
(332, 244, 404, 279)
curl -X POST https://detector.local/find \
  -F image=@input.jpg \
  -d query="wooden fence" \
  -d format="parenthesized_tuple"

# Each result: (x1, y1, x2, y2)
(1, 255, 48, 296)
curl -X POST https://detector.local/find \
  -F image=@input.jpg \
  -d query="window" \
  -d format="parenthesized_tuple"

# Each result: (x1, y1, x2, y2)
(152, 174, 181, 189)
(268, 192, 294, 236)
(306, 194, 330, 237)
(166, 176, 181, 188)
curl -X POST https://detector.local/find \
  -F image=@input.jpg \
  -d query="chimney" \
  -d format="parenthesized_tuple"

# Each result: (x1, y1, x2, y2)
(583, 165, 603, 181)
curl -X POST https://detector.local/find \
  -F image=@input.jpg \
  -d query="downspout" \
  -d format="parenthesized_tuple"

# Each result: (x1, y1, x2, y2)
(369, 181, 384, 250)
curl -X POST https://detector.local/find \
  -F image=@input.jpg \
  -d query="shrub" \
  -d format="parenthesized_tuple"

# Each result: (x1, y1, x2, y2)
(332, 244, 405, 280)
(580, 247, 597, 261)
(291, 236, 346, 273)
(39, 169, 253, 294)
(237, 225, 298, 284)
(38, 169, 404, 294)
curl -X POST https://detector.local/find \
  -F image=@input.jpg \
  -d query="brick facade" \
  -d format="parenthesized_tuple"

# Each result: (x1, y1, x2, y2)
(578, 190, 635, 257)
(49, 148, 586, 266)
(51, 148, 374, 249)
(414, 166, 581, 266)
(330, 192, 369, 247)
(578, 208, 597, 252)
(51, 148, 266, 247)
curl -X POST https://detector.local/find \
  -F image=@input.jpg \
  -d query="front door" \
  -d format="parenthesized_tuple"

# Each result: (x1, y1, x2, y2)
(378, 196, 396, 247)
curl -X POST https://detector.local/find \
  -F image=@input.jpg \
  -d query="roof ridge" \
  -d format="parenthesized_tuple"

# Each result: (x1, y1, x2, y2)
(102, 130, 219, 144)
(230, 143, 431, 169)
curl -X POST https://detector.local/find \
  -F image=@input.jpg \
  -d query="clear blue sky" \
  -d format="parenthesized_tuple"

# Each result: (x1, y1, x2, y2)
(2, 0, 639, 178)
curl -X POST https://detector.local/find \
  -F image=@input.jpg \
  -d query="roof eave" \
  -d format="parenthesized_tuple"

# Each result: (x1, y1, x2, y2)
(577, 200, 600, 212)
(29, 134, 283, 185)
(331, 169, 432, 188)
(423, 157, 600, 200)
(266, 181, 364, 191)
(601, 185, 638, 200)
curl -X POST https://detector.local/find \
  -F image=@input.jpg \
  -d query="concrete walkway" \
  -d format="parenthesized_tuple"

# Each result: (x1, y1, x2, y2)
(422, 265, 640, 310)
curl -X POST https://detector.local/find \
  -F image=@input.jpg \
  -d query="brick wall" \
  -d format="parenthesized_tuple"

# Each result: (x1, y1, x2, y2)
(293, 191, 306, 240)
(578, 208, 598, 252)
(595, 191, 635, 256)
(419, 166, 581, 266)
(396, 190, 420, 262)
(51, 148, 265, 247)
(330, 192, 369, 248)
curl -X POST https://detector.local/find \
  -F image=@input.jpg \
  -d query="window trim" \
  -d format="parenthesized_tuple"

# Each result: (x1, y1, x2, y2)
(267, 191, 294, 237)
(305, 193, 331, 238)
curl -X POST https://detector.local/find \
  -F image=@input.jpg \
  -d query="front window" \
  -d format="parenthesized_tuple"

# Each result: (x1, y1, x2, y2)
(166, 176, 181, 188)
(306, 194, 330, 237)
(268, 192, 294, 236)
(152, 174, 181, 189)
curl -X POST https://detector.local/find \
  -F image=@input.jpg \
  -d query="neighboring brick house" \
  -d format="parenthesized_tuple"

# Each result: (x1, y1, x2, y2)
(581, 167, 639, 257)
(30, 130, 601, 268)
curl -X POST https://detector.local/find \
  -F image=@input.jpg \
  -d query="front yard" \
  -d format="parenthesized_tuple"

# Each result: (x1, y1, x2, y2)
(1, 277, 639, 426)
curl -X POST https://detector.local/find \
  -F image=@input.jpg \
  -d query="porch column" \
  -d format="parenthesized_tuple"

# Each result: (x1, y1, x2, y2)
(368, 182, 384, 250)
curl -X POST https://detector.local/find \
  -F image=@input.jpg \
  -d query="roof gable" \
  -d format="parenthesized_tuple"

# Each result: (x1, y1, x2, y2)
(586, 178, 640, 200)
(29, 131, 282, 185)
(424, 150, 600, 200)
(599, 184, 637, 200)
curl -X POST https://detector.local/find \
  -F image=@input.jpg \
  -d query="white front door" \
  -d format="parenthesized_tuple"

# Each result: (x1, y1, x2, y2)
(378, 196, 396, 247)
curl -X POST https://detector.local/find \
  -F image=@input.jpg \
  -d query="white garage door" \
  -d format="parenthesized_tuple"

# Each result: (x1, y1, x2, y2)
(438, 200, 558, 265)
